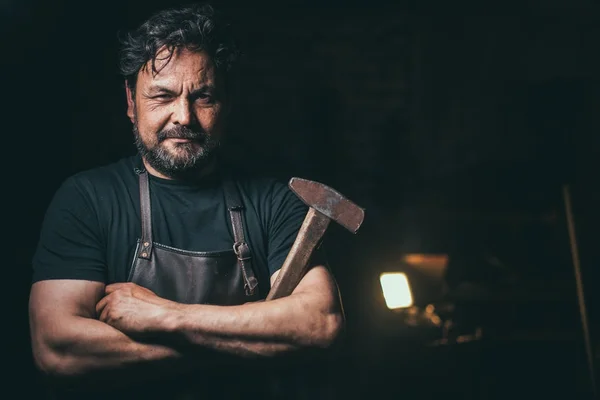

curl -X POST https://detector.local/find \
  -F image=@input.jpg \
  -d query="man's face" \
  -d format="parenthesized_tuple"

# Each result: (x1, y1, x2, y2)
(126, 48, 226, 178)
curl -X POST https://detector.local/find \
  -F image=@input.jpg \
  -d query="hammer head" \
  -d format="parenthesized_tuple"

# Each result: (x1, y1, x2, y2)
(289, 177, 365, 233)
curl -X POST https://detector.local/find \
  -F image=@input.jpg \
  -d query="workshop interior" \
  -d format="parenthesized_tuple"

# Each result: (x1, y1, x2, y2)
(6, 0, 600, 398)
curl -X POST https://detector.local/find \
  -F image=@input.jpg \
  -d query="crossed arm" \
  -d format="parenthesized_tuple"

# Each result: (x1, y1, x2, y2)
(29, 265, 344, 386)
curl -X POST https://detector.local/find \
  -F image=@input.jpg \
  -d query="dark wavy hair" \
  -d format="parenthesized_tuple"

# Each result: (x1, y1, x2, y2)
(119, 3, 239, 94)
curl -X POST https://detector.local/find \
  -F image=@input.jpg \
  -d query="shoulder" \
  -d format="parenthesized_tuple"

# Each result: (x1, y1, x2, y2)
(224, 168, 299, 207)
(45, 156, 137, 216)
(57, 156, 137, 198)
(68, 155, 137, 189)
(221, 169, 308, 229)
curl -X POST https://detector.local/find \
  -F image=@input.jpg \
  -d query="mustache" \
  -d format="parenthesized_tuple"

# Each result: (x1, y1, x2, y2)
(157, 126, 206, 142)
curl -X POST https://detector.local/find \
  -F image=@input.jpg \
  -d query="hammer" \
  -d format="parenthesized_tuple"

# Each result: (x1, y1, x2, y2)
(266, 178, 365, 300)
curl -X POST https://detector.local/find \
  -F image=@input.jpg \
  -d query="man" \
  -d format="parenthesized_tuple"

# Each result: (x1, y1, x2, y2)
(28, 3, 344, 398)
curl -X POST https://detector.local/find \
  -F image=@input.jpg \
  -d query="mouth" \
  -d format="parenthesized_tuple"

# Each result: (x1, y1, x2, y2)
(166, 138, 194, 143)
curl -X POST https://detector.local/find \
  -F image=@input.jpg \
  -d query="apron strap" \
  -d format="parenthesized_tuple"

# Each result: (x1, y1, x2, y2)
(223, 180, 259, 296)
(136, 167, 154, 260)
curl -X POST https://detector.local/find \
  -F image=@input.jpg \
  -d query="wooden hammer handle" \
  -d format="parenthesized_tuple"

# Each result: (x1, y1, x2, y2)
(266, 208, 330, 300)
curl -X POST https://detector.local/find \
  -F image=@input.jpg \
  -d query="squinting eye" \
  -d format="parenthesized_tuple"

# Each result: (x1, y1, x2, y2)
(195, 94, 214, 103)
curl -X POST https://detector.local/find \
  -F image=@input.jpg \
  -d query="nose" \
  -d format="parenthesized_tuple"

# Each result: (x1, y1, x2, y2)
(172, 98, 195, 126)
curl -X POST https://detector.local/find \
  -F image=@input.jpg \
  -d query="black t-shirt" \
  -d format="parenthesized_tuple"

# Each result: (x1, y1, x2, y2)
(32, 155, 310, 295)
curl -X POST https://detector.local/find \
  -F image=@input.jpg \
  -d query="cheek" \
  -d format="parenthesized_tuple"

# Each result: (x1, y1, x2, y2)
(137, 108, 169, 136)
(196, 106, 223, 131)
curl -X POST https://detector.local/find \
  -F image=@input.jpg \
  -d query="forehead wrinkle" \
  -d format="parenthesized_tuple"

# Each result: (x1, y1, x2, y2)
(137, 63, 217, 104)
(139, 50, 215, 93)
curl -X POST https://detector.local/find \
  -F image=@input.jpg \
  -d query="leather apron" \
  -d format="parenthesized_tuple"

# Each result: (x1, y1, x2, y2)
(128, 167, 260, 305)
(127, 166, 264, 399)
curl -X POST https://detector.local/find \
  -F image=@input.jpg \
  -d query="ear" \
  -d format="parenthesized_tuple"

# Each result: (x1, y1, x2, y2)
(125, 82, 135, 123)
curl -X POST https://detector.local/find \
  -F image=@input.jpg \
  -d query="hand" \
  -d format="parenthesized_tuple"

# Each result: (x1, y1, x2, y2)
(96, 282, 177, 336)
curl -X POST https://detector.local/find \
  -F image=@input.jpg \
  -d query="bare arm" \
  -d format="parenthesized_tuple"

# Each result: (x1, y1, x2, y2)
(28, 279, 190, 386)
(98, 265, 344, 359)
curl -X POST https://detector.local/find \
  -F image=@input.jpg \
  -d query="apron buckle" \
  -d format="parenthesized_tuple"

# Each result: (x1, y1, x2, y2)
(233, 242, 258, 296)
(244, 276, 258, 296)
(233, 241, 251, 261)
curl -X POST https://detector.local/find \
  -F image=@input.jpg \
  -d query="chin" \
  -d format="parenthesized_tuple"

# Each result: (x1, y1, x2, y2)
(165, 143, 202, 158)
(171, 149, 213, 168)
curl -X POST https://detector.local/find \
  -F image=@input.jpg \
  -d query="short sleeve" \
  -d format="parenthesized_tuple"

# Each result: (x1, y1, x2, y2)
(266, 181, 328, 277)
(31, 176, 107, 283)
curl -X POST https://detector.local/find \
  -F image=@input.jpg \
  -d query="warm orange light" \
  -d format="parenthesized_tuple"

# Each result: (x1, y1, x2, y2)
(403, 253, 448, 265)
(402, 253, 448, 280)
(380, 272, 413, 309)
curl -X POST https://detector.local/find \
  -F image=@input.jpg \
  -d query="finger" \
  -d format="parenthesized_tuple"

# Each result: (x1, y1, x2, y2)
(105, 283, 129, 294)
(139, 285, 156, 295)
(99, 303, 110, 323)
(104, 283, 123, 294)
(98, 294, 116, 323)
(96, 294, 110, 317)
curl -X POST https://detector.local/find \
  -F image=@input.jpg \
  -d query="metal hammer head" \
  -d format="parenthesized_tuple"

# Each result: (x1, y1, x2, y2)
(289, 177, 365, 233)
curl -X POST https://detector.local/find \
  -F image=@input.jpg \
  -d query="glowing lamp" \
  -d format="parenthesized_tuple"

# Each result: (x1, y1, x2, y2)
(380, 272, 413, 309)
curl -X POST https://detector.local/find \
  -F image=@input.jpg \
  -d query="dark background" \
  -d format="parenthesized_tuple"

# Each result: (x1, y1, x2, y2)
(5, 0, 600, 398)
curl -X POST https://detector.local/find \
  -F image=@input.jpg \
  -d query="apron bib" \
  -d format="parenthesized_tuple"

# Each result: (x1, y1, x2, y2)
(128, 167, 260, 304)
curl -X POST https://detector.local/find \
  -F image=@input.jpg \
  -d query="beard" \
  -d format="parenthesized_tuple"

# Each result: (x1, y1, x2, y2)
(133, 122, 221, 178)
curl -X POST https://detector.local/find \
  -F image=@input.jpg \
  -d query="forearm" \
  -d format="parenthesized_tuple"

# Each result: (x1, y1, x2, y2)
(163, 288, 343, 358)
(33, 315, 189, 386)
